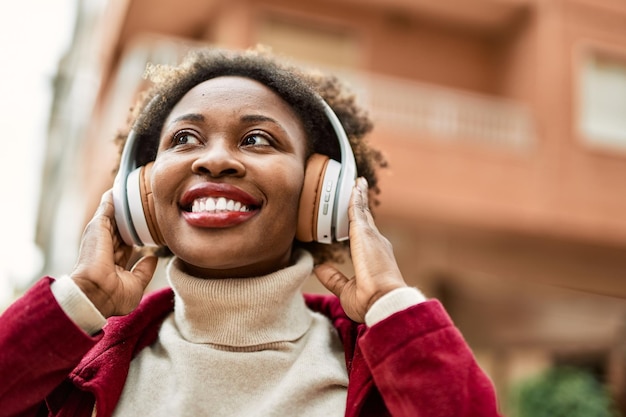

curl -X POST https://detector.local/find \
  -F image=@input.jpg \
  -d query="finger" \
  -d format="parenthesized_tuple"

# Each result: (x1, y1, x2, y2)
(86, 191, 117, 242)
(314, 264, 350, 298)
(100, 188, 135, 259)
(130, 256, 158, 289)
(96, 189, 115, 217)
(85, 191, 114, 235)
(349, 177, 378, 231)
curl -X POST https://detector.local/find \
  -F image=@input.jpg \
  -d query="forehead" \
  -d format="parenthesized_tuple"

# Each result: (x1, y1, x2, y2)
(165, 76, 302, 123)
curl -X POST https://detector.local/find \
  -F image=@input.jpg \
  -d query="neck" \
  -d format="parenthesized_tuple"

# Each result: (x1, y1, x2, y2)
(167, 249, 315, 346)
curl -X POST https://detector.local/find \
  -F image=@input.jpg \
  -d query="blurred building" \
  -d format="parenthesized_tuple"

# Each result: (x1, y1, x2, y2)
(37, 0, 626, 413)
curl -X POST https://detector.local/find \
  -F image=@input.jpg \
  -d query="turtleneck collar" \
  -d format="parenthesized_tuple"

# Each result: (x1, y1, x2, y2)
(166, 250, 315, 346)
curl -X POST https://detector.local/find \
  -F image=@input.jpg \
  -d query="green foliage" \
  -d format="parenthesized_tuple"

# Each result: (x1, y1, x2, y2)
(510, 366, 619, 417)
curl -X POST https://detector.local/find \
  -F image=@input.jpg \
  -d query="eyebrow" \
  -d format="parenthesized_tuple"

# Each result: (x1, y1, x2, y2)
(241, 113, 291, 134)
(166, 112, 289, 134)
(239, 114, 274, 123)
(169, 113, 279, 125)
(170, 113, 206, 124)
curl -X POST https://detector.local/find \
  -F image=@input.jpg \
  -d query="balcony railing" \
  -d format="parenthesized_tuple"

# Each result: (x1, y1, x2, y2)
(341, 71, 536, 150)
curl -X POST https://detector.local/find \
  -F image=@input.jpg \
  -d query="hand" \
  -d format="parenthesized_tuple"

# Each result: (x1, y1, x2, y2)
(70, 190, 158, 318)
(314, 177, 407, 323)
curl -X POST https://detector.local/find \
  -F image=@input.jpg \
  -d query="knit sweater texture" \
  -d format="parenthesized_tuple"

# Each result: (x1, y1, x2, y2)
(112, 250, 349, 417)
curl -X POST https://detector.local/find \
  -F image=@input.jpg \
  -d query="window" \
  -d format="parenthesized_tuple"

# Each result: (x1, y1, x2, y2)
(579, 51, 626, 151)
(256, 15, 360, 69)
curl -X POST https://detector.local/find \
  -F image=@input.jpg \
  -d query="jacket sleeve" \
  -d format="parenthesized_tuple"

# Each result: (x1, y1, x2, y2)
(0, 277, 101, 417)
(359, 299, 503, 417)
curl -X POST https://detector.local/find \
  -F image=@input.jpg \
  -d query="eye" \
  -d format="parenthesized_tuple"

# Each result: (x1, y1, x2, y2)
(241, 132, 272, 147)
(171, 130, 201, 147)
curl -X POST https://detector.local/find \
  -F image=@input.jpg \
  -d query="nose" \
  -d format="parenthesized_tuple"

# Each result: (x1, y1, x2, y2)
(191, 139, 245, 178)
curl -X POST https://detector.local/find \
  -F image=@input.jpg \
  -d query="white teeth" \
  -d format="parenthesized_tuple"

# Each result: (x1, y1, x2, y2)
(190, 197, 250, 213)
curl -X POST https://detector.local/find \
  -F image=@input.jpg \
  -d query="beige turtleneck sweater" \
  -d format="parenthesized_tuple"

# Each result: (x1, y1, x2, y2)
(112, 250, 348, 417)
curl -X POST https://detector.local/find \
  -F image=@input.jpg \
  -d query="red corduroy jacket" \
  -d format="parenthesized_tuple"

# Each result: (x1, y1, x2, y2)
(1, 277, 502, 417)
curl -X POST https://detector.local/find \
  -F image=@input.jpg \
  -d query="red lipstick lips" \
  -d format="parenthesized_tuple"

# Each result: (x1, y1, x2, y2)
(180, 183, 261, 228)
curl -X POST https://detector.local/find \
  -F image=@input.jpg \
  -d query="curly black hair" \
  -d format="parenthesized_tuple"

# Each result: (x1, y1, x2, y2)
(116, 46, 387, 264)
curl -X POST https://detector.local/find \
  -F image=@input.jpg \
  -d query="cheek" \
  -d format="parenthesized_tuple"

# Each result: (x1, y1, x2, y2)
(149, 163, 172, 206)
(277, 165, 305, 208)
(267, 164, 305, 234)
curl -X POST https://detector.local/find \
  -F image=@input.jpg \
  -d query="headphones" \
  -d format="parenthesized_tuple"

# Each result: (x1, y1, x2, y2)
(112, 95, 357, 247)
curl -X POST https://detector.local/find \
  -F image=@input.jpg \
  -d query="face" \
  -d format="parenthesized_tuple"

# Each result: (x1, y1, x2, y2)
(150, 76, 308, 278)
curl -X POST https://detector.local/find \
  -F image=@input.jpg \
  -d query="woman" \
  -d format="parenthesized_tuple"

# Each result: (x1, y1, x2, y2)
(0, 47, 502, 417)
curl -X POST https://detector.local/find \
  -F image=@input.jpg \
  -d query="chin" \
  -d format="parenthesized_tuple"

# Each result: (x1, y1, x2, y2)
(174, 242, 294, 278)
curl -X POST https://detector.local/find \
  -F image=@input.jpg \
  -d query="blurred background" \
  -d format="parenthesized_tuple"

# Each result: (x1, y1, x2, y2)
(1, 0, 626, 415)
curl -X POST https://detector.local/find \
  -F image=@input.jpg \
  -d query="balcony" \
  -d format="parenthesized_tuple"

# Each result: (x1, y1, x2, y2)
(333, 0, 532, 33)
(347, 71, 536, 150)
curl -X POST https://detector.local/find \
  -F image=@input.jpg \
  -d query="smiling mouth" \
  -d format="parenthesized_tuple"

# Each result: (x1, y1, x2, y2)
(185, 197, 258, 213)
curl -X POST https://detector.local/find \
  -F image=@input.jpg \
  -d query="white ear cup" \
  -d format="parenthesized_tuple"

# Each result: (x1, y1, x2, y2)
(126, 167, 158, 246)
(332, 174, 354, 242)
(294, 99, 356, 244)
(318, 100, 357, 242)
(112, 185, 137, 246)
(315, 159, 341, 244)
(112, 136, 140, 246)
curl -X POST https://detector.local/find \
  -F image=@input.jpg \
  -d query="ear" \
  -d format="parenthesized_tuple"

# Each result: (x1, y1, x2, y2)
(296, 154, 329, 242)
